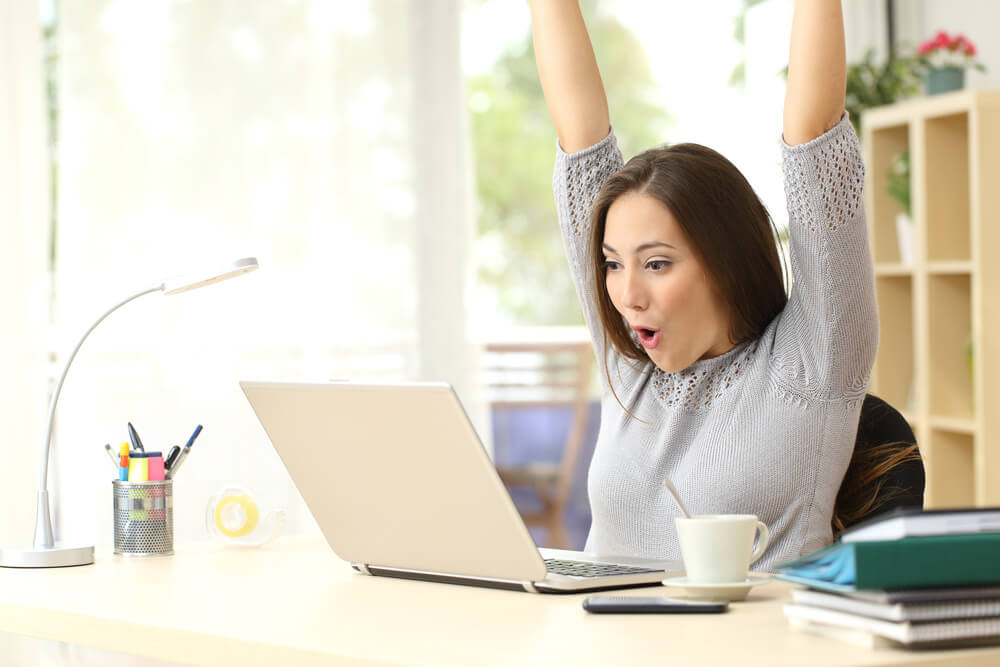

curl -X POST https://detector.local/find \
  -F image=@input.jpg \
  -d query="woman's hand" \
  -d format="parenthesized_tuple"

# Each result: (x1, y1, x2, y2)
(783, 0, 847, 145)
(529, 0, 610, 152)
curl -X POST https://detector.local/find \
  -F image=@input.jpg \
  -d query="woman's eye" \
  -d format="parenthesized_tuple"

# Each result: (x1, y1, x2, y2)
(603, 259, 622, 272)
(646, 260, 671, 271)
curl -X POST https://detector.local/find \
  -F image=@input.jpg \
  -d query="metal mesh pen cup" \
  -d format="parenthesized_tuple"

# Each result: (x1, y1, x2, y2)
(113, 480, 174, 556)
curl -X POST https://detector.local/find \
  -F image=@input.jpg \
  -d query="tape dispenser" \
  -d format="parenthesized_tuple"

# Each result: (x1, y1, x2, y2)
(205, 486, 285, 547)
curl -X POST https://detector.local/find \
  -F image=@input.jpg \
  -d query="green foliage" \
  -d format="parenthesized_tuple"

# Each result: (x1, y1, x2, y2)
(845, 48, 924, 135)
(468, 10, 669, 325)
(887, 150, 911, 217)
(728, 0, 769, 89)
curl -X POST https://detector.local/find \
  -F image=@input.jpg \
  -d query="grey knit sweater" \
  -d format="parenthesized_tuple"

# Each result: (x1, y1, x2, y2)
(553, 114, 877, 570)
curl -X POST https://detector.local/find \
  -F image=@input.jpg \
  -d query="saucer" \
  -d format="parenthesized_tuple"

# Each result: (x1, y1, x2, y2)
(661, 575, 772, 601)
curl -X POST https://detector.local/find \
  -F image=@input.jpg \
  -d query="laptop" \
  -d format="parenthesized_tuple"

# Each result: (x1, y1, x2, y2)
(240, 380, 681, 593)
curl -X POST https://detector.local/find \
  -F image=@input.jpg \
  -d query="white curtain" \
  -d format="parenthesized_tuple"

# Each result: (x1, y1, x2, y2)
(0, 0, 51, 542)
(46, 0, 479, 549)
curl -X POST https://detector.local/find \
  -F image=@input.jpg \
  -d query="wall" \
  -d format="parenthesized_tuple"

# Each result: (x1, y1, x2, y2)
(845, 0, 999, 90)
(909, 0, 1000, 90)
(0, 0, 50, 544)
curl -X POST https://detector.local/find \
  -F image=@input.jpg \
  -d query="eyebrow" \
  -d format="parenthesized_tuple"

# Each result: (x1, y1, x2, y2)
(602, 241, 677, 254)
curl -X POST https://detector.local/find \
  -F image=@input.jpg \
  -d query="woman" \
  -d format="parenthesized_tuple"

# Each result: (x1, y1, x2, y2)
(530, 0, 877, 569)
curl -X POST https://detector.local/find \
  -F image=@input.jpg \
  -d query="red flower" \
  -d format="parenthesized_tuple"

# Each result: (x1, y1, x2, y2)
(918, 30, 981, 64)
(956, 35, 977, 56)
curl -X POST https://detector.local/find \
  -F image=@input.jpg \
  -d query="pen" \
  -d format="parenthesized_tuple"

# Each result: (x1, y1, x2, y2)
(127, 422, 145, 452)
(166, 424, 203, 479)
(103, 443, 119, 469)
(182, 424, 203, 450)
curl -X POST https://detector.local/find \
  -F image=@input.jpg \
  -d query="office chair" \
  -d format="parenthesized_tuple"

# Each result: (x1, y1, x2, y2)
(833, 393, 925, 535)
(486, 340, 594, 549)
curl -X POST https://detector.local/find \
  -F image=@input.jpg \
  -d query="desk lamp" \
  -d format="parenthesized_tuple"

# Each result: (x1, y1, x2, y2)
(0, 257, 258, 568)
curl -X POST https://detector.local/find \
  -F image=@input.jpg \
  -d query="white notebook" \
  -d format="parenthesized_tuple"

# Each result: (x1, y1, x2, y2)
(791, 588, 1000, 622)
(841, 507, 1000, 543)
(784, 602, 1000, 646)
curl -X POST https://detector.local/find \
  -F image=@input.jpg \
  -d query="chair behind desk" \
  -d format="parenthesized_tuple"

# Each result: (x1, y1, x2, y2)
(485, 340, 594, 549)
(834, 393, 925, 536)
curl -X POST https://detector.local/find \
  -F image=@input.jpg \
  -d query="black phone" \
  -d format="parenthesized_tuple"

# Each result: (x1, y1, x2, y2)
(582, 596, 729, 614)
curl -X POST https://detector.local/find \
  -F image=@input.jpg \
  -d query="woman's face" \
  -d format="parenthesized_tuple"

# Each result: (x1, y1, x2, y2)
(603, 190, 733, 373)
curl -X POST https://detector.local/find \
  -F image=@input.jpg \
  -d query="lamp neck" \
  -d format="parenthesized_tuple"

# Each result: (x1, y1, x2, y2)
(34, 285, 160, 548)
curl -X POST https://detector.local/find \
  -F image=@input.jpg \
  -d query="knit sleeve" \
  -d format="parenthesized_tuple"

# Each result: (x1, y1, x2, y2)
(553, 130, 625, 375)
(771, 112, 878, 400)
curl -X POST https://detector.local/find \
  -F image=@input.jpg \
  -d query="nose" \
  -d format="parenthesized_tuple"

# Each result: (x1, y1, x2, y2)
(620, 268, 647, 312)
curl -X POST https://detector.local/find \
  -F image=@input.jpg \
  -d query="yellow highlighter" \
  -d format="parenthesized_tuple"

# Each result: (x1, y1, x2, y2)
(128, 452, 149, 482)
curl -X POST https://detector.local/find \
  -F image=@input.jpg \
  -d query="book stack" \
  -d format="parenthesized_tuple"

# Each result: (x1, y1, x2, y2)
(775, 507, 1000, 648)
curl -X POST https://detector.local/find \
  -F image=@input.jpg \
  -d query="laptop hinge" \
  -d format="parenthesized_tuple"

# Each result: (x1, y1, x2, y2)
(521, 581, 538, 593)
(353, 563, 372, 576)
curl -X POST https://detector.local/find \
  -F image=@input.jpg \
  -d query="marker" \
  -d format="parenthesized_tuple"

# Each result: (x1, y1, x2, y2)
(147, 452, 165, 481)
(165, 445, 181, 470)
(166, 424, 203, 479)
(127, 422, 145, 453)
(128, 452, 149, 482)
(103, 443, 119, 469)
(118, 442, 130, 482)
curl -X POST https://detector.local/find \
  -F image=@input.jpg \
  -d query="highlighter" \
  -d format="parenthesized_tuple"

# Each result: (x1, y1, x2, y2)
(118, 442, 130, 482)
(128, 452, 149, 482)
(147, 452, 165, 481)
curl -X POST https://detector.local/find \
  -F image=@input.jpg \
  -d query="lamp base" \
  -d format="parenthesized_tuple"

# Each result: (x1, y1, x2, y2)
(0, 544, 94, 568)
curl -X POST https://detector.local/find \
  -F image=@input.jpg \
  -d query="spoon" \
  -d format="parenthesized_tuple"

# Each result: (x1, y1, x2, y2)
(663, 479, 692, 518)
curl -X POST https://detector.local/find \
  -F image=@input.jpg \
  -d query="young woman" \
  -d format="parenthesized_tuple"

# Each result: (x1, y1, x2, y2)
(529, 0, 878, 569)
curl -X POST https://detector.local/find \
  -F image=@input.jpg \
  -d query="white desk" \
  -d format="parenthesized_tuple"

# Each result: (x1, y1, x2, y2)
(0, 537, 997, 666)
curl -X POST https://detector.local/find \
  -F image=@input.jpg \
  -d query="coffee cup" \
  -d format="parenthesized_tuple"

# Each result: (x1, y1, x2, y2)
(674, 514, 769, 584)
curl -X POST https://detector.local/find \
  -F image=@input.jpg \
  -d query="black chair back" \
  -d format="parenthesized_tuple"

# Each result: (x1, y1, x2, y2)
(834, 394, 925, 534)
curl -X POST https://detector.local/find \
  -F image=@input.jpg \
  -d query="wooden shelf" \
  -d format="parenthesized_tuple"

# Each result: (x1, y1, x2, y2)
(927, 261, 974, 275)
(928, 415, 977, 435)
(864, 89, 1000, 508)
(874, 263, 914, 277)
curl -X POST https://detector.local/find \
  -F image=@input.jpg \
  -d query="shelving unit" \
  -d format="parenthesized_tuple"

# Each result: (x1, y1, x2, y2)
(863, 89, 1000, 508)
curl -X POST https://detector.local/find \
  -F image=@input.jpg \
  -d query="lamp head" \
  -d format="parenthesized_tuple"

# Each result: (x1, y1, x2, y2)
(160, 257, 258, 295)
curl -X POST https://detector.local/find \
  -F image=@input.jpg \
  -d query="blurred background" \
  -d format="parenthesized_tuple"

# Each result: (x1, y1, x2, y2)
(2, 0, 998, 566)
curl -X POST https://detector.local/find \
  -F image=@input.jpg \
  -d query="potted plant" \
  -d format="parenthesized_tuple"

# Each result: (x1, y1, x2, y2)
(887, 151, 913, 264)
(916, 31, 987, 95)
(844, 48, 924, 135)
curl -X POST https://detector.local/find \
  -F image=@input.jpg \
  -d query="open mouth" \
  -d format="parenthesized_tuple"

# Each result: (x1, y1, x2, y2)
(634, 327, 661, 350)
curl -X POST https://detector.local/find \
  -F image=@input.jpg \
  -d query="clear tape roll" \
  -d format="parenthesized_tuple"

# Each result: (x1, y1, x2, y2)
(206, 486, 284, 546)
(214, 493, 259, 537)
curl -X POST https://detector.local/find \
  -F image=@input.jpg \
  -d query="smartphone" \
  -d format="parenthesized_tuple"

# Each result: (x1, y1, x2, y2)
(582, 596, 729, 614)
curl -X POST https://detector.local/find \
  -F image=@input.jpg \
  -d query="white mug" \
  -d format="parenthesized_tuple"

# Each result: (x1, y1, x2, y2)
(674, 514, 770, 584)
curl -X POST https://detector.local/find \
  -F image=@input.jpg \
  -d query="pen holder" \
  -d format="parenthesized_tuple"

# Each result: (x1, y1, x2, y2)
(113, 480, 174, 556)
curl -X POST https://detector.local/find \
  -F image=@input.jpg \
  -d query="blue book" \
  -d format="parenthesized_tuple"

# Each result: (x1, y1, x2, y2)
(775, 533, 1000, 591)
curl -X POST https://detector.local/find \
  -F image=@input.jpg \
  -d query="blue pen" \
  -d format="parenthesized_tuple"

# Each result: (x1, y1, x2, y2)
(183, 424, 203, 450)
(167, 425, 202, 480)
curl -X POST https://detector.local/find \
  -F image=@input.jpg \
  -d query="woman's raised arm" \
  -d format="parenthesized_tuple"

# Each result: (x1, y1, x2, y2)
(529, 0, 610, 152)
(783, 0, 847, 145)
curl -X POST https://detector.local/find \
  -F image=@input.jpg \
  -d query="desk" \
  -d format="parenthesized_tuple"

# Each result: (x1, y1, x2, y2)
(0, 537, 997, 666)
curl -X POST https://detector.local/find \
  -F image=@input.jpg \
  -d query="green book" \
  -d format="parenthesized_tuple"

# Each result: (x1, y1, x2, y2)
(774, 533, 1000, 591)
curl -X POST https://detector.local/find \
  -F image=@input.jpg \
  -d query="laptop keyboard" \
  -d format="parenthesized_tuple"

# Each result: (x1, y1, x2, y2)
(544, 558, 663, 578)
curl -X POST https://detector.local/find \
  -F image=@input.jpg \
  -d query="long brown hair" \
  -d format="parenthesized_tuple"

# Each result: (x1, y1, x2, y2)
(831, 396, 924, 535)
(589, 143, 788, 365)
